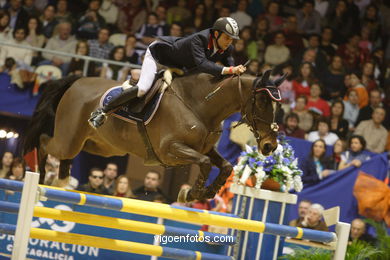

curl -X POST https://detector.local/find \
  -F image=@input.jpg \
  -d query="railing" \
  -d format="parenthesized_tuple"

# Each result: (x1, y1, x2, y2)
(0, 41, 142, 76)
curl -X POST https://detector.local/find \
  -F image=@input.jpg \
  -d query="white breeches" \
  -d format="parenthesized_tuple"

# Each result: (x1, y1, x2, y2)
(137, 47, 158, 97)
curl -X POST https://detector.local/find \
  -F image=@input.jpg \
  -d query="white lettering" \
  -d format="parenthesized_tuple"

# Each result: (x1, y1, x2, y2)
(88, 247, 99, 257)
(61, 243, 70, 252)
(77, 245, 88, 254)
(50, 241, 60, 250)
(40, 239, 49, 247)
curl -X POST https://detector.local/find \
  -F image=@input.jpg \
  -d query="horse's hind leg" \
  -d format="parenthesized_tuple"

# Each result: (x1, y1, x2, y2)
(51, 159, 72, 187)
(168, 142, 211, 202)
(37, 134, 51, 184)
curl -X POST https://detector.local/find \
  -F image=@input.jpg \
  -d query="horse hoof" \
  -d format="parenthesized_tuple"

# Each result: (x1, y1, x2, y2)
(51, 177, 70, 188)
(177, 187, 192, 203)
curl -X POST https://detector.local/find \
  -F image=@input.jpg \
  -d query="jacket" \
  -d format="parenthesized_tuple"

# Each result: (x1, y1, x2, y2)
(149, 29, 234, 76)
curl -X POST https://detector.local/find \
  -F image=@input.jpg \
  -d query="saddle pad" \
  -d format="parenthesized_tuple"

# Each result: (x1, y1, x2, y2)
(100, 86, 164, 125)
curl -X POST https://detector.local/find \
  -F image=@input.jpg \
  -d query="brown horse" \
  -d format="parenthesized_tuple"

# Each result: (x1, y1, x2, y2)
(24, 70, 285, 202)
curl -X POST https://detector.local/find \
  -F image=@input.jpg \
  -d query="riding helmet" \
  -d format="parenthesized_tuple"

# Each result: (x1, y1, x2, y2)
(212, 17, 240, 40)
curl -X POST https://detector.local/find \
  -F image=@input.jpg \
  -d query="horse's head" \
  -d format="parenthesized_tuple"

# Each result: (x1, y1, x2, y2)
(241, 70, 287, 155)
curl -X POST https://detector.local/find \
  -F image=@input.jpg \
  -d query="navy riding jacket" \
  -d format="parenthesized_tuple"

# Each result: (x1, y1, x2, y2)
(149, 29, 235, 76)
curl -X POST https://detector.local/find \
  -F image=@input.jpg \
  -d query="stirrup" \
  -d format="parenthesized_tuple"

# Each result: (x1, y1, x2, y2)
(88, 108, 107, 129)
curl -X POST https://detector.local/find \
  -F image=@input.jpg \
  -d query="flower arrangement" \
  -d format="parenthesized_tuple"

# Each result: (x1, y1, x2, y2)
(233, 134, 303, 192)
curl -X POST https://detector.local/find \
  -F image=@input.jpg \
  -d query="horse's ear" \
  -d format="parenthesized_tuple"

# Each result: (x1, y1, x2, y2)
(274, 73, 288, 87)
(260, 69, 272, 85)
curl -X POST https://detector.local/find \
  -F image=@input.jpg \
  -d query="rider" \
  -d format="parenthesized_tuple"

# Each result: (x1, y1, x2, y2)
(89, 17, 246, 129)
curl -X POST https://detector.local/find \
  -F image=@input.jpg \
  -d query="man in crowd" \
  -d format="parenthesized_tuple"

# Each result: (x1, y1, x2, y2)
(87, 27, 114, 60)
(349, 218, 376, 245)
(103, 162, 118, 195)
(279, 113, 306, 139)
(78, 168, 109, 195)
(133, 170, 169, 202)
(355, 89, 384, 126)
(296, 203, 328, 231)
(289, 199, 312, 226)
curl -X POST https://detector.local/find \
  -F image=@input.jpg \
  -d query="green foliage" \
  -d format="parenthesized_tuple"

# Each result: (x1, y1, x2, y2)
(363, 219, 390, 259)
(279, 247, 332, 260)
(345, 240, 383, 260)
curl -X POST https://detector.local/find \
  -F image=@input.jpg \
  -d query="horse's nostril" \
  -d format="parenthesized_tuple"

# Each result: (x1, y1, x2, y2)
(263, 143, 273, 154)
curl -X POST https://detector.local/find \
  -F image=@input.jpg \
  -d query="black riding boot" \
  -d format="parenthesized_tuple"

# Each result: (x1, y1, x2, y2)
(88, 86, 139, 129)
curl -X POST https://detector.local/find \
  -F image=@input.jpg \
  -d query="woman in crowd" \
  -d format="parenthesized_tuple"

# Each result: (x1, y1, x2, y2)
(0, 151, 13, 179)
(343, 89, 360, 131)
(338, 135, 371, 170)
(183, 3, 208, 35)
(5, 157, 26, 181)
(306, 82, 330, 117)
(360, 61, 377, 92)
(124, 34, 139, 65)
(264, 31, 290, 67)
(292, 95, 313, 132)
(26, 16, 46, 65)
(0, 10, 12, 41)
(292, 62, 317, 98)
(0, 27, 33, 69)
(113, 175, 134, 198)
(322, 55, 346, 101)
(68, 40, 96, 76)
(253, 17, 270, 63)
(307, 118, 339, 146)
(276, 62, 295, 107)
(328, 100, 349, 140)
(260, 1, 283, 32)
(328, 139, 347, 170)
(232, 39, 248, 66)
(301, 139, 333, 186)
(100, 46, 129, 82)
(240, 26, 258, 60)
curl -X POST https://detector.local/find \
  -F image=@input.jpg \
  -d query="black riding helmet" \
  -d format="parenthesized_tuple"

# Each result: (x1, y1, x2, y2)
(212, 17, 240, 40)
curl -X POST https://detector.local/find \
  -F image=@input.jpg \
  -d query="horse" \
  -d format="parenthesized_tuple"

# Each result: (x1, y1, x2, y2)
(24, 70, 286, 202)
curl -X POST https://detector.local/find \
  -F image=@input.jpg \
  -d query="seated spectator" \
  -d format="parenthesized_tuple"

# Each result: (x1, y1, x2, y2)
(232, 39, 248, 66)
(292, 62, 317, 98)
(349, 218, 377, 245)
(289, 199, 312, 227)
(40, 4, 58, 39)
(23, 0, 40, 18)
(113, 175, 134, 198)
(25, 16, 46, 65)
(328, 139, 347, 170)
(307, 118, 339, 145)
(55, 0, 72, 23)
(292, 95, 314, 132)
(301, 139, 333, 186)
(306, 82, 330, 117)
(43, 154, 78, 189)
(136, 12, 164, 48)
(337, 34, 369, 72)
(103, 162, 118, 195)
(0, 10, 12, 41)
(297, 203, 328, 231)
(338, 135, 371, 170)
(240, 26, 258, 60)
(296, 0, 321, 35)
(253, 17, 270, 62)
(183, 3, 208, 35)
(264, 31, 290, 66)
(230, 0, 252, 30)
(355, 89, 383, 126)
(76, 0, 106, 40)
(279, 112, 306, 139)
(7, 0, 28, 30)
(124, 34, 139, 64)
(329, 100, 349, 140)
(246, 59, 259, 76)
(320, 27, 337, 60)
(304, 34, 327, 77)
(361, 4, 380, 44)
(169, 22, 183, 37)
(276, 63, 295, 106)
(41, 21, 77, 75)
(322, 55, 346, 101)
(87, 27, 114, 60)
(0, 151, 14, 179)
(133, 170, 169, 202)
(78, 168, 109, 195)
(354, 107, 387, 153)
(166, 0, 191, 25)
(325, 0, 356, 45)
(5, 157, 26, 181)
(116, 0, 146, 35)
(67, 40, 96, 76)
(0, 27, 32, 69)
(260, 1, 283, 32)
(100, 46, 129, 82)
(347, 73, 368, 108)
(283, 15, 304, 59)
(155, 5, 169, 36)
(343, 89, 360, 130)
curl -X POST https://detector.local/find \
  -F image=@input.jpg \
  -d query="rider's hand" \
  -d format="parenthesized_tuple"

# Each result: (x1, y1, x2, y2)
(233, 65, 246, 75)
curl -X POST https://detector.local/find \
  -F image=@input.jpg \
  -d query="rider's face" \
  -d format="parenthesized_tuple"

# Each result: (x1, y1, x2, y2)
(216, 32, 233, 50)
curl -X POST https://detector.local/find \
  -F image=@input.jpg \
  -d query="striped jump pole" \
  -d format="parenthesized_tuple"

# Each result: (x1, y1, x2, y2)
(0, 178, 337, 244)
(0, 223, 232, 260)
(0, 201, 236, 245)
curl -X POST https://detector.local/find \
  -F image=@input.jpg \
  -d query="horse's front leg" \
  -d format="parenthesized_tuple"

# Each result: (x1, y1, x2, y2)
(168, 142, 211, 202)
(204, 148, 233, 199)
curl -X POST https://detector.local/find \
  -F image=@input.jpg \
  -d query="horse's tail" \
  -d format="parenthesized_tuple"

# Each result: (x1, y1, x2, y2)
(23, 75, 82, 154)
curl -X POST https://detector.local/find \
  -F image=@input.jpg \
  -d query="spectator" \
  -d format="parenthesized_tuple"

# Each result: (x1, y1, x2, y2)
(301, 139, 333, 186)
(328, 139, 347, 170)
(337, 34, 369, 72)
(0, 27, 32, 68)
(0, 151, 13, 179)
(76, 0, 106, 40)
(87, 27, 114, 60)
(260, 1, 283, 32)
(325, 0, 356, 45)
(296, 0, 321, 35)
(360, 61, 378, 92)
(240, 26, 258, 60)
(0, 10, 12, 41)
(124, 34, 139, 65)
(343, 89, 360, 130)
(183, 3, 208, 35)
(307, 118, 339, 145)
(355, 89, 383, 126)
(113, 175, 134, 198)
(166, 0, 191, 25)
(7, 0, 28, 30)
(78, 168, 109, 195)
(322, 55, 346, 100)
(55, 0, 72, 23)
(133, 170, 169, 202)
(169, 22, 182, 37)
(230, 0, 252, 30)
(232, 39, 248, 66)
(254, 17, 270, 62)
(136, 12, 164, 47)
(117, 0, 146, 35)
(320, 27, 337, 60)
(297, 203, 328, 231)
(98, 0, 118, 31)
(155, 5, 169, 36)
(292, 62, 316, 98)
(275, 63, 295, 106)
(349, 218, 377, 245)
(100, 46, 129, 82)
(338, 135, 371, 170)
(354, 107, 387, 153)
(103, 162, 118, 195)
(25, 16, 46, 65)
(246, 59, 259, 76)
(22, 0, 40, 18)
(361, 4, 381, 43)
(42, 21, 77, 75)
(328, 100, 349, 140)
(5, 157, 26, 181)
(279, 112, 306, 139)
(289, 199, 312, 227)
(347, 73, 368, 108)
(40, 4, 58, 39)
(292, 95, 314, 132)
(283, 15, 304, 56)
(67, 40, 96, 76)
(306, 82, 330, 117)
(264, 31, 290, 66)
